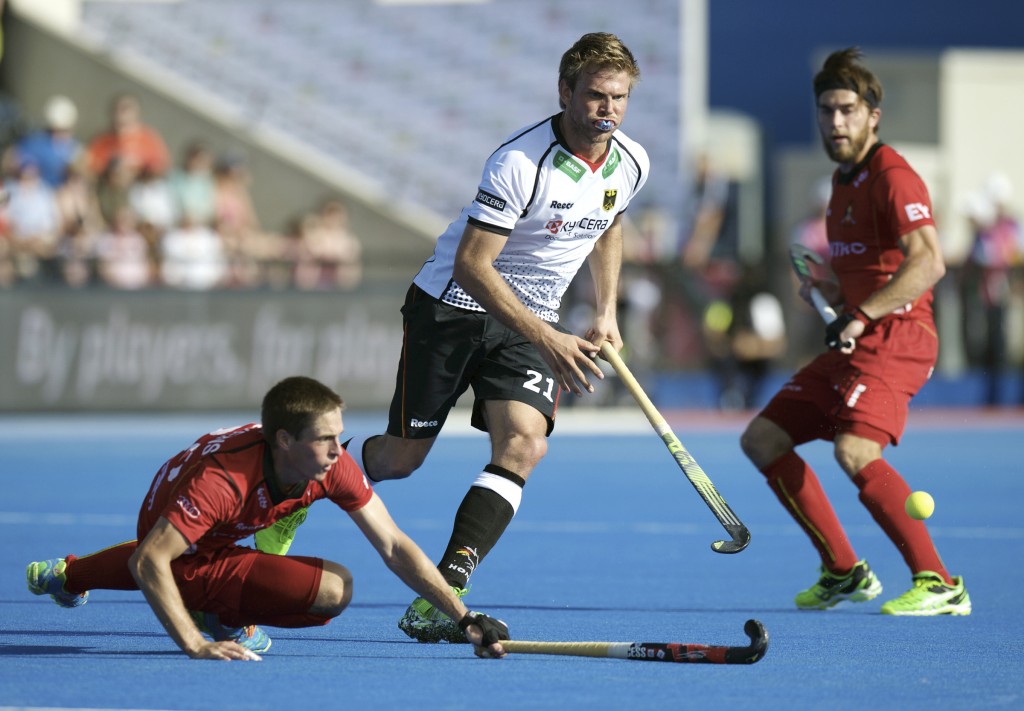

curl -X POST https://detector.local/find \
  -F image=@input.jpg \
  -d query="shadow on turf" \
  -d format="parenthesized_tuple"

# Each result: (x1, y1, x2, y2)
(0, 645, 183, 658)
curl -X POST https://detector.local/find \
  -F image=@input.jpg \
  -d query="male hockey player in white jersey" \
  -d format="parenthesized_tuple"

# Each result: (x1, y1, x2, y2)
(276, 31, 650, 643)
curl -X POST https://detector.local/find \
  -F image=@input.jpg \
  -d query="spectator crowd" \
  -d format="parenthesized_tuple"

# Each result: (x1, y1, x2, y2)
(3, 93, 1021, 407)
(0, 93, 363, 291)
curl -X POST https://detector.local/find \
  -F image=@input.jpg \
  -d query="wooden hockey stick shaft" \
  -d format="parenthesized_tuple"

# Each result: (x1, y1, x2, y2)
(599, 342, 750, 554)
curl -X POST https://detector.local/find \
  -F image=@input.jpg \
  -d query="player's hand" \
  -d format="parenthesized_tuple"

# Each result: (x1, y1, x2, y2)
(824, 313, 862, 353)
(537, 330, 603, 395)
(189, 640, 263, 661)
(585, 324, 621, 362)
(459, 612, 508, 659)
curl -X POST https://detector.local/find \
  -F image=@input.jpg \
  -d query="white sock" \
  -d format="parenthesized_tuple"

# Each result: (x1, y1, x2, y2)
(470, 471, 523, 514)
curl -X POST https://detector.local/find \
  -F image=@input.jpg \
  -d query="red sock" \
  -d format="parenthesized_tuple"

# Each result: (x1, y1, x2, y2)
(854, 460, 952, 584)
(64, 540, 140, 594)
(761, 451, 858, 573)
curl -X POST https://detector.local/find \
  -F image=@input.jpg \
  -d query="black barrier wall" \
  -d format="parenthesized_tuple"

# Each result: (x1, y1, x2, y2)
(1, 288, 405, 411)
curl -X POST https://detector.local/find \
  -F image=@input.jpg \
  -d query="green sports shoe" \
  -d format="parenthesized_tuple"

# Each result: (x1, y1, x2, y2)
(26, 557, 89, 608)
(398, 586, 470, 644)
(795, 560, 882, 610)
(255, 507, 309, 556)
(880, 572, 971, 616)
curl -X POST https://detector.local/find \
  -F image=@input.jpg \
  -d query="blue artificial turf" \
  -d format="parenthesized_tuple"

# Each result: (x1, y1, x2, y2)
(2, 410, 1022, 710)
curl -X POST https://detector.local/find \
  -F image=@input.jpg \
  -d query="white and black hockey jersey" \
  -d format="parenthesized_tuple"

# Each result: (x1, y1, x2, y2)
(412, 114, 650, 322)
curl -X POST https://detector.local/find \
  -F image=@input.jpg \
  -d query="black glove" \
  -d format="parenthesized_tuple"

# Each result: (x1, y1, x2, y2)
(458, 612, 509, 646)
(824, 313, 855, 350)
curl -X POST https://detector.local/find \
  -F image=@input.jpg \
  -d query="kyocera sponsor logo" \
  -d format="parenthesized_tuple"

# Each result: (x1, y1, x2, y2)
(475, 189, 506, 211)
(176, 495, 201, 519)
(544, 216, 610, 239)
(830, 241, 867, 257)
(409, 418, 439, 428)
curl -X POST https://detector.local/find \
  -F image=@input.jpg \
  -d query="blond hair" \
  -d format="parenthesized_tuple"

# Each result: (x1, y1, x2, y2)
(558, 32, 640, 106)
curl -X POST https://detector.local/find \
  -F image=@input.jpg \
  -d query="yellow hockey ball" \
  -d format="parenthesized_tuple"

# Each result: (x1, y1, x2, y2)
(905, 491, 935, 520)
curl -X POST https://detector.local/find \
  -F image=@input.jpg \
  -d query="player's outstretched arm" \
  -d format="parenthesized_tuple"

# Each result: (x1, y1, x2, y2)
(129, 517, 261, 661)
(349, 494, 507, 658)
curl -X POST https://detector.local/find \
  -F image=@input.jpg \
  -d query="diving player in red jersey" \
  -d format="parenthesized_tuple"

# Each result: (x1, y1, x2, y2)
(739, 48, 970, 616)
(26, 376, 510, 660)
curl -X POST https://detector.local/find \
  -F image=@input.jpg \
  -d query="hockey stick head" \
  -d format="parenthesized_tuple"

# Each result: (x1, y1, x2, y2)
(788, 242, 824, 280)
(726, 619, 769, 664)
(711, 524, 751, 554)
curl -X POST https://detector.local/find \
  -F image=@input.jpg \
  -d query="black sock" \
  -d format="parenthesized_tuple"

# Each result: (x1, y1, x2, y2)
(436, 464, 524, 588)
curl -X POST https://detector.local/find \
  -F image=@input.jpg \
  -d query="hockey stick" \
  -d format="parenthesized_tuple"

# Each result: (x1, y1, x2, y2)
(788, 243, 838, 323)
(788, 243, 853, 349)
(502, 619, 768, 665)
(599, 342, 750, 554)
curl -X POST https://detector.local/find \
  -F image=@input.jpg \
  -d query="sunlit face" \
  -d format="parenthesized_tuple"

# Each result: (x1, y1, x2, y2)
(816, 89, 880, 170)
(559, 68, 631, 156)
(275, 409, 343, 487)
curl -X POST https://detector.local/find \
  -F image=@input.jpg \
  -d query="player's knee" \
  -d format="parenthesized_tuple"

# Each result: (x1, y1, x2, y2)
(499, 431, 547, 471)
(739, 418, 786, 470)
(375, 460, 417, 480)
(522, 433, 547, 467)
(370, 437, 431, 480)
(313, 562, 353, 618)
(833, 435, 880, 477)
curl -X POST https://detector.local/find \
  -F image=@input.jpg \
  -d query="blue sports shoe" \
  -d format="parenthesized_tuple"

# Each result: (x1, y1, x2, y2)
(190, 611, 272, 653)
(26, 557, 89, 608)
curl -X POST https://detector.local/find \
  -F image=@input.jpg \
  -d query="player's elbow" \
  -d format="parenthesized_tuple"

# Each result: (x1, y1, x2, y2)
(451, 260, 479, 296)
(127, 546, 154, 586)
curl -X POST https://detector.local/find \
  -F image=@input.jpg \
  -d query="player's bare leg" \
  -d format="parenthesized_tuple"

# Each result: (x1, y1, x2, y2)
(362, 434, 436, 481)
(308, 560, 353, 618)
(400, 400, 547, 642)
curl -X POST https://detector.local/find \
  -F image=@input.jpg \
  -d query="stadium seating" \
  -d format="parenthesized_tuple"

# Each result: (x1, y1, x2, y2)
(79, 0, 684, 218)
